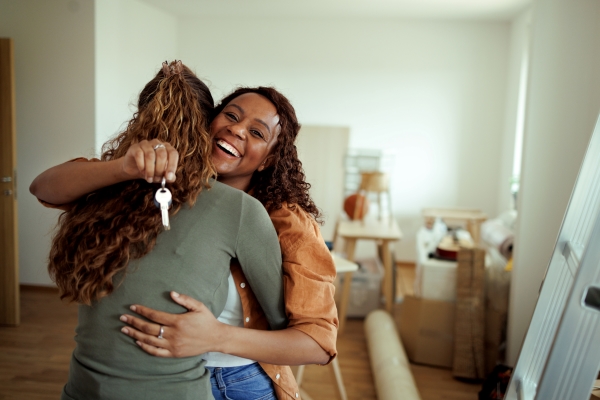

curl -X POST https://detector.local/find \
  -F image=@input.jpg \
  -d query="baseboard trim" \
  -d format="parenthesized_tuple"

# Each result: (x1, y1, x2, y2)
(20, 284, 59, 293)
(396, 261, 416, 269)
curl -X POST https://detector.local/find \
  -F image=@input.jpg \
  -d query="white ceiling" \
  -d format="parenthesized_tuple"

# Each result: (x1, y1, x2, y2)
(139, 0, 532, 21)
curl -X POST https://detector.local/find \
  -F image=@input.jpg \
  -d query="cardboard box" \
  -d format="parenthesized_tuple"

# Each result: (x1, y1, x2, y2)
(334, 257, 384, 318)
(453, 248, 486, 379)
(396, 295, 455, 368)
(415, 257, 458, 302)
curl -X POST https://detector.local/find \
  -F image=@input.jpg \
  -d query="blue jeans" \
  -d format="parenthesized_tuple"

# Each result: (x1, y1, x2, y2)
(206, 363, 276, 400)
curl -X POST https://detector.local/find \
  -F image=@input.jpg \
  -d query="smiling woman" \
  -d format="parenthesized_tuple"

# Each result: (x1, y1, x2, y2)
(210, 92, 281, 191)
(29, 63, 287, 400)
(119, 87, 337, 400)
(210, 87, 323, 220)
(30, 83, 338, 400)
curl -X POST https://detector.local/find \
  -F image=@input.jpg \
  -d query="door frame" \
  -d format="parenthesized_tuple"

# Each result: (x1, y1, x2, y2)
(1, 37, 20, 326)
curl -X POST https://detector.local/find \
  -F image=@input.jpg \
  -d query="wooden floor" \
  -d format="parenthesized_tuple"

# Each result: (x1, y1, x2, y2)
(0, 287, 77, 399)
(0, 266, 481, 400)
(299, 264, 481, 400)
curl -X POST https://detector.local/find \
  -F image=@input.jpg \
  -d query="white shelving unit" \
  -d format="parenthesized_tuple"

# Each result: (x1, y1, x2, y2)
(343, 148, 395, 197)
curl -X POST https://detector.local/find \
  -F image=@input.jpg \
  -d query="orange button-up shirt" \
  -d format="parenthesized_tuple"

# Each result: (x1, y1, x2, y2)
(230, 203, 339, 400)
(39, 158, 339, 400)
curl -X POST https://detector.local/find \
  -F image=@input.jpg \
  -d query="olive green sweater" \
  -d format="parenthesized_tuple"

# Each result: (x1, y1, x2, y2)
(62, 181, 285, 400)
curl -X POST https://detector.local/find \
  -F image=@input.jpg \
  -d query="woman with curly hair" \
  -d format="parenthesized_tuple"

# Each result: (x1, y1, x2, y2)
(33, 63, 287, 400)
(31, 86, 338, 400)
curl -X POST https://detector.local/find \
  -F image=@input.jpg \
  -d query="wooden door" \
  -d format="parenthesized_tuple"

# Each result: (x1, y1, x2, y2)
(0, 38, 20, 326)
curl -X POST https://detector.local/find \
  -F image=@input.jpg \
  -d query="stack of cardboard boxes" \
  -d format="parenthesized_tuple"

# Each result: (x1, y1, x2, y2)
(452, 248, 486, 379)
(395, 225, 462, 368)
(397, 226, 509, 374)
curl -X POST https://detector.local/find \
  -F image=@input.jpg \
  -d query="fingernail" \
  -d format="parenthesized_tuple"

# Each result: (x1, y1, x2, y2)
(121, 327, 129, 334)
(130, 305, 137, 312)
(167, 172, 175, 181)
(120, 315, 127, 322)
(172, 291, 179, 298)
(136, 341, 142, 346)
(146, 177, 153, 183)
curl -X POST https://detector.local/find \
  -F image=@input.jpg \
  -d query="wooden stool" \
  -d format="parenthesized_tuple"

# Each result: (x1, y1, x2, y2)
(295, 358, 347, 400)
(354, 172, 392, 220)
(332, 252, 359, 334)
(294, 253, 356, 400)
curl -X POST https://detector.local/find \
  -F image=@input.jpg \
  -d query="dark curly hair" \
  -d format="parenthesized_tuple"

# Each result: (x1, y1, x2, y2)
(48, 61, 216, 304)
(214, 87, 322, 222)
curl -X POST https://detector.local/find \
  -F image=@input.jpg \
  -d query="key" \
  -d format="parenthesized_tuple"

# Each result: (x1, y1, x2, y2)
(154, 178, 172, 230)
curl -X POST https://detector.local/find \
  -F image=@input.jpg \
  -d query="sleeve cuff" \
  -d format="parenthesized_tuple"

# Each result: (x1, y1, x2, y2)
(289, 323, 338, 365)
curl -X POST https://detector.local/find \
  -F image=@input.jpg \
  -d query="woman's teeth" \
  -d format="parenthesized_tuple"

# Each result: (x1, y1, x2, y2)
(217, 140, 241, 157)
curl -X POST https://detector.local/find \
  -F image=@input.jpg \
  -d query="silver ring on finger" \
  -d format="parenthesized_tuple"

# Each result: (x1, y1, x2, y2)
(153, 143, 166, 150)
(157, 325, 164, 339)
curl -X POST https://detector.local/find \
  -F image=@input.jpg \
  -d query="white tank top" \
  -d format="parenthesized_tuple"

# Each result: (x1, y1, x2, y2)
(202, 273, 256, 367)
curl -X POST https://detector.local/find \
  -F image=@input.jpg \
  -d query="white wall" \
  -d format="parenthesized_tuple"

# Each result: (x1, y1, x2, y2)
(0, 0, 95, 285)
(497, 9, 531, 215)
(0, 0, 178, 286)
(506, 0, 600, 365)
(0, 2, 520, 284)
(95, 0, 178, 152)
(178, 18, 511, 261)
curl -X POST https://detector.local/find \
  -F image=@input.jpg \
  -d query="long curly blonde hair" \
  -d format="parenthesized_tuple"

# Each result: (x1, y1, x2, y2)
(48, 61, 216, 305)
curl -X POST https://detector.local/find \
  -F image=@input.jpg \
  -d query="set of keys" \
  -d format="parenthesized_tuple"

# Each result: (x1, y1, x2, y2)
(154, 177, 172, 230)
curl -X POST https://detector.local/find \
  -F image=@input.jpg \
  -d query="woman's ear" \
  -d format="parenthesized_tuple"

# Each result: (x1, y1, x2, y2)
(257, 155, 274, 172)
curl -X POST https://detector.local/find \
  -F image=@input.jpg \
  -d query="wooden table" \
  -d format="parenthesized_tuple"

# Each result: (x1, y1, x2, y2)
(422, 208, 487, 244)
(336, 217, 402, 332)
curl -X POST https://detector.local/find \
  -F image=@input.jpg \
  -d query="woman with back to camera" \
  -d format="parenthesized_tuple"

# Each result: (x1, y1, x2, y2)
(35, 61, 287, 400)
(31, 86, 338, 400)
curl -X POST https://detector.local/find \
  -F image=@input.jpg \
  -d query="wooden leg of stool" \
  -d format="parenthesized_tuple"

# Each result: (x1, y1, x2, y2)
(331, 220, 340, 252)
(300, 388, 314, 400)
(338, 239, 357, 334)
(330, 357, 348, 400)
(296, 365, 314, 400)
(295, 360, 347, 400)
(296, 364, 305, 386)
